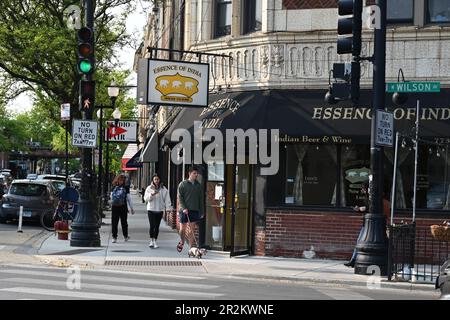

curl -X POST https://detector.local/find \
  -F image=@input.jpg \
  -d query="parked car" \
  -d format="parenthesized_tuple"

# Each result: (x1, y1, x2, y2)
(0, 177, 7, 197)
(26, 173, 38, 180)
(69, 172, 82, 189)
(0, 179, 58, 224)
(436, 260, 450, 300)
(37, 174, 67, 182)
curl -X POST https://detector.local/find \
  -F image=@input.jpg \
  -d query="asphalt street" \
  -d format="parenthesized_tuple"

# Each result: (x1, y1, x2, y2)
(0, 264, 439, 300)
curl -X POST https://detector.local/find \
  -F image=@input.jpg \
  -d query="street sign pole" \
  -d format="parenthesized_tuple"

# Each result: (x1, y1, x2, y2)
(354, 0, 388, 276)
(412, 100, 419, 222)
(70, 0, 100, 247)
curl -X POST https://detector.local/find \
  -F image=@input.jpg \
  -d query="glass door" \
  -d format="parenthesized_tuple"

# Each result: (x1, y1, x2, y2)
(205, 161, 225, 250)
(230, 164, 252, 256)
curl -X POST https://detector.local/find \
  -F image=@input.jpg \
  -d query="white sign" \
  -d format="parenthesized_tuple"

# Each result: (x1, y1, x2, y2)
(148, 59, 209, 107)
(72, 120, 98, 148)
(105, 121, 138, 143)
(61, 103, 70, 121)
(376, 110, 394, 147)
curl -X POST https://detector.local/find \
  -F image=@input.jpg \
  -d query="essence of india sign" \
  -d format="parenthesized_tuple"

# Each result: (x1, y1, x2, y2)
(375, 110, 394, 147)
(72, 120, 98, 148)
(148, 59, 209, 107)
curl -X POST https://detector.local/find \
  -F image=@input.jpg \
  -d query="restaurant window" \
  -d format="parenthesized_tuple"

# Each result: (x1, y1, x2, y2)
(391, 142, 450, 211)
(387, 0, 414, 23)
(215, 0, 232, 38)
(427, 0, 450, 23)
(285, 144, 337, 206)
(243, 0, 262, 34)
(340, 145, 371, 208)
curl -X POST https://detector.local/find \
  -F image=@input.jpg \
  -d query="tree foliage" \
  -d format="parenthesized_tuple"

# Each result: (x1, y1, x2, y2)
(0, 0, 142, 124)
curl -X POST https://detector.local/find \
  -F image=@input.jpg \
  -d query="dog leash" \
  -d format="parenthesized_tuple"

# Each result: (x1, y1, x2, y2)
(186, 211, 200, 248)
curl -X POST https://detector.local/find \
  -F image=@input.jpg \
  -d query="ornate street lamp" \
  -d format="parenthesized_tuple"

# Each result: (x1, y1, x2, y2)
(103, 98, 121, 207)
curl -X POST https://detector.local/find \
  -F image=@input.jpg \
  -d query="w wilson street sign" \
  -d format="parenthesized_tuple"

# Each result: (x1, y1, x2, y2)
(386, 82, 440, 93)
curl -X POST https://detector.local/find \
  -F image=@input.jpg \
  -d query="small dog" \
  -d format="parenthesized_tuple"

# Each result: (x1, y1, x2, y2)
(188, 247, 207, 259)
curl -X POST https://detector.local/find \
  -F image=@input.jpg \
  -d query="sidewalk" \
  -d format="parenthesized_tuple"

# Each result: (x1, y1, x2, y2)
(34, 192, 435, 292)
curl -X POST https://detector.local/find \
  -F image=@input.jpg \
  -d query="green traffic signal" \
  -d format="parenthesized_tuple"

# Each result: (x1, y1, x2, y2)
(79, 60, 93, 74)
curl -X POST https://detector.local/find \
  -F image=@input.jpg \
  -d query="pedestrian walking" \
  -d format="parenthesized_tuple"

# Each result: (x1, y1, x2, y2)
(110, 173, 134, 243)
(144, 174, 172, 248)
(176, 167, 204, 253)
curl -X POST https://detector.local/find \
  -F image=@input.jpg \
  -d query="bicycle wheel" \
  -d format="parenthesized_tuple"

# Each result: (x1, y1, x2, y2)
(40, 211, 55, 231)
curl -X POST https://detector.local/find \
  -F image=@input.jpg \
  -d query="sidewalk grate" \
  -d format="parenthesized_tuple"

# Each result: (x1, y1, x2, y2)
(104, 260, 202, 267)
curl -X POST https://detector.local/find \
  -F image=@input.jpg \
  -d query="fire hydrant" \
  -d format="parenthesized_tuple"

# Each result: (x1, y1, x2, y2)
(54, 220, 70, 240)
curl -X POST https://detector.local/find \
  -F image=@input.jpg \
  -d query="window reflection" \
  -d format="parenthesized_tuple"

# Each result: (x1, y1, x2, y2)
(428, 0, 450, 23)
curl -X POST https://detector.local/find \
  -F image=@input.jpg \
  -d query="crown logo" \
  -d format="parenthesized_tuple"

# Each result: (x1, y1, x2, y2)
(155, 73, 199, 103)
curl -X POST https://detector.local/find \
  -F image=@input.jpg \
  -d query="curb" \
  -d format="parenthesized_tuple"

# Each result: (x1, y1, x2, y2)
(203, 271, 437, 292)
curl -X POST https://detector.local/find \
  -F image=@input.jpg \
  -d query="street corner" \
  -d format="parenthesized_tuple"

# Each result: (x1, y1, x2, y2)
(34, 255, 94, 270)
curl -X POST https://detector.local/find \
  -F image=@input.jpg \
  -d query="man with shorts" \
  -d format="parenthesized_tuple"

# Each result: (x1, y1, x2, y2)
(176, 167, 204, 252)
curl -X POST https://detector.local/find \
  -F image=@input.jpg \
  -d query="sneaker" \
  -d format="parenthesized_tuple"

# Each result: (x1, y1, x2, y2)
(153, 240, 159, 249)
(112, 238, 117, 243)
(124, 236, 130, 242)
(149, 239, 154, 248)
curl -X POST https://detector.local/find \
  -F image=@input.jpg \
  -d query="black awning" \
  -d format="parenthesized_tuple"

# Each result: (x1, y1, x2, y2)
(163, 89, 450, 145)
(125, 148, 143, 168)
(140, 131, 158, 162)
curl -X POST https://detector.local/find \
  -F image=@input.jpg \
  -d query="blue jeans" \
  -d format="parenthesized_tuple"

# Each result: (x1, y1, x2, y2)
(350, 226, 365, 262)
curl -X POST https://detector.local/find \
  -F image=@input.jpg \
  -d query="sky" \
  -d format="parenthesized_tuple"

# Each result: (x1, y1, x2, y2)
(5, 3, 150, 115)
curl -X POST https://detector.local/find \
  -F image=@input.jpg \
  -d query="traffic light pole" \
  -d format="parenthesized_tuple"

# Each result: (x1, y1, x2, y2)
(354, 0, 388, 275)
(71, 0, 100, 247)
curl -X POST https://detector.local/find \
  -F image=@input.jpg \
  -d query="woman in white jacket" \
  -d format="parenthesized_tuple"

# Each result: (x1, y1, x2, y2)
(144, 174, 172, 248)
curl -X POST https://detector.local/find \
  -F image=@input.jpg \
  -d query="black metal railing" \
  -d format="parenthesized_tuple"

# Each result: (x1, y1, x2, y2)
(388, 222, 450, 283)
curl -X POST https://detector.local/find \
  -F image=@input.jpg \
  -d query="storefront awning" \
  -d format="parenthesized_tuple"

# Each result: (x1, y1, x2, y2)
(140, 131, 158, 162)
(121, 144, 139, 171)
(125, 148, 143, 168)
(162, 89, 450, 145)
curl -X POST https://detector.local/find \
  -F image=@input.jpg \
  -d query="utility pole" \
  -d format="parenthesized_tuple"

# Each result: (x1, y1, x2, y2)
(354, 0, 388, 275)
(70, 0, 100, 247)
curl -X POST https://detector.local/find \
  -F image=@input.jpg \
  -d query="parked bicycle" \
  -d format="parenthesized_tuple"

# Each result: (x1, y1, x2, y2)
(40, 187, 79, 231)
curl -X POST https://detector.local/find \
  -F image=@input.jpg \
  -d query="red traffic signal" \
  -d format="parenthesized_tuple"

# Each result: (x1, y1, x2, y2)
(77, 27, 93, 42)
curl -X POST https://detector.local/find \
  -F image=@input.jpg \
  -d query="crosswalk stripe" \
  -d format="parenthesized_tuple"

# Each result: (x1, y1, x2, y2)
(6, 278, 223, 298)
(1, 264, 205, 280)
(0, 287, 160, 300)
(313, 287, 373, 300)
(0, 269, 217, 290)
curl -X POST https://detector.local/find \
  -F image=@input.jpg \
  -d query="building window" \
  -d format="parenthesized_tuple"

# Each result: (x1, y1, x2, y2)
(427, 0, 450, 23)
(285, 144, 338, 206)
(243, 0, 262, 34)
(340, 145, 371, 208)
(214, 0, 232, 38)
(387, 0, 414, 23)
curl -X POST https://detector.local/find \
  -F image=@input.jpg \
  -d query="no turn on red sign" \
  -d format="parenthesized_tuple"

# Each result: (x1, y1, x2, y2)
(72, 120, 98, 148)
(105, 121, 138, 143)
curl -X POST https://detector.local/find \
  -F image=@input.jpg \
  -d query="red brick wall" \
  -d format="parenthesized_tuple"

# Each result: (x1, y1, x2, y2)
(283, 0, 337, 9)
(260, 209, 450, 260)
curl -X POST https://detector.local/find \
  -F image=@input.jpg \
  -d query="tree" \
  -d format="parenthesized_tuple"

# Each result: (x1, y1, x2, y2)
(0, 0, 144, 124)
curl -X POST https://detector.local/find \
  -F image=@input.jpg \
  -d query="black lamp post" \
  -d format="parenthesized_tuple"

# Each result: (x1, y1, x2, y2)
(97, 81, 120, 210)
(354, 0, 389, 275)
(70, 0, 100, 247)
(103, 101, 122, 207)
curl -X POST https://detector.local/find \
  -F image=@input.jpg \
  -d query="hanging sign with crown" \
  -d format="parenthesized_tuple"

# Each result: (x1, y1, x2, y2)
(148, 59, 209, 107)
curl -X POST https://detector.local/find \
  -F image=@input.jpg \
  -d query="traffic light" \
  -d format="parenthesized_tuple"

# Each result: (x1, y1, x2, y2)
(77, 27, 94, 75)
(337, 0, 362, 56)
(79, 80, 95, 112)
